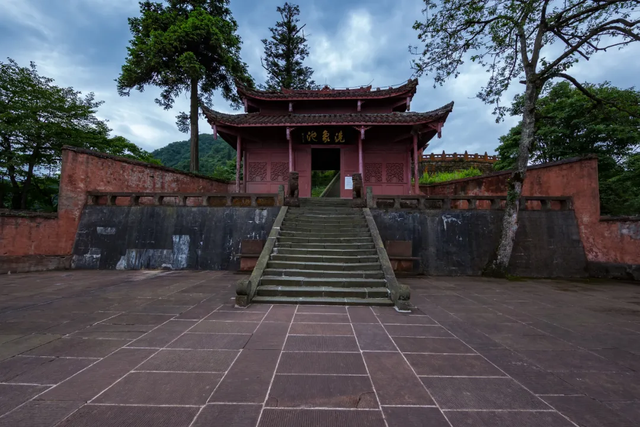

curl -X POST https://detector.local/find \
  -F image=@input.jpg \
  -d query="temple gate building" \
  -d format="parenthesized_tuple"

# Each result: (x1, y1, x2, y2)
(202, 79, 454, 197)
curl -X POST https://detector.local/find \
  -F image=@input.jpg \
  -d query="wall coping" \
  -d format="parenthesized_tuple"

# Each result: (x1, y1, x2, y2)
(0, 209, 58, 219)
(600, 215, 640, 222)
(419, 156, 597, 188)
(62, 146, 232, 185)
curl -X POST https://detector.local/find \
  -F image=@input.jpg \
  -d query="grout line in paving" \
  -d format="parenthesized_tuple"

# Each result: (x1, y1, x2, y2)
(88, 402, 201, 408)
(255, 304, 298, 427)
(188, 304, 274, 427)
(418, 299, 582, 427)
(347, 306, 390, 427)
(372, 308, 455, 427)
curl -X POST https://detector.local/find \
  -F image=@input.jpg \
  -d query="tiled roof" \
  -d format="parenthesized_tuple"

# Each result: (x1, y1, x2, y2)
(237, 79, 419, 101)
(202, 102, 454, 127)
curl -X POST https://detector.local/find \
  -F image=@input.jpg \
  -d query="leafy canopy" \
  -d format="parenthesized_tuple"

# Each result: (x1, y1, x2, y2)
(494, 81, 640, 215)
(261, 2, 315, 90)
(117, 0, 253, 130)
(0, 58, 154, 211)
(412, 0, 640, 119)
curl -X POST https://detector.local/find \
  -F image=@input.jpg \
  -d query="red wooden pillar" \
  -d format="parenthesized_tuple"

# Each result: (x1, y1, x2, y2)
(242, 150, 247, 192)
(287, 127, 294, 172)
(236, 136, 242, 193)
(413, 134, 419, 195)
(358, 132, 363, 175)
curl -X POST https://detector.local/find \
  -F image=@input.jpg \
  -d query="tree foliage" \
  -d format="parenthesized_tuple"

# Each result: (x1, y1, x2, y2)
(151, 133, 237, 180)
(117, 0, 252, 172)
(0, 58, 154, 211)
(495, 81, 640, 215)
(411, 0, 640, 274)
(261, 2, 315, 90)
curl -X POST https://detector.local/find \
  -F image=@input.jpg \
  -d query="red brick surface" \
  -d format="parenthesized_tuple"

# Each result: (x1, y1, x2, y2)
(420, 157, 640, 265)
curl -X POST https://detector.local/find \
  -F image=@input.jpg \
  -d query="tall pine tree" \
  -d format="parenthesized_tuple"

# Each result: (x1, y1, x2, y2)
(117, 0, 253, 173)
(261, 2, 315, 90)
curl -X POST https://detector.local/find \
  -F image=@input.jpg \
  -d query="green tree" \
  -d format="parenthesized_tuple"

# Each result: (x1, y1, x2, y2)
(261, 2, 315, 90)
(495, 81, 640, 215)
(117, 0, 253, 173)
(411, 0, 640, 275)
(0, 58, 154, 211)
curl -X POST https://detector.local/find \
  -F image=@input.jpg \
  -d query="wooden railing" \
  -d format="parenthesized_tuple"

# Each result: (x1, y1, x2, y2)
(369, 195, 573, 211)
(421, 151, 498, 163)
(87, 191, 283, 208)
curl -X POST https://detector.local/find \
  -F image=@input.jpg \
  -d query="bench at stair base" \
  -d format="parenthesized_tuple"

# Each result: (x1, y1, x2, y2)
(239, 240, 265, 272)
(386, 240, 420, 274)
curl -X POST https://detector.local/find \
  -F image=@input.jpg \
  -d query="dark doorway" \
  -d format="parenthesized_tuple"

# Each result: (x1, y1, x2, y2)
(311, 148, 341, 197)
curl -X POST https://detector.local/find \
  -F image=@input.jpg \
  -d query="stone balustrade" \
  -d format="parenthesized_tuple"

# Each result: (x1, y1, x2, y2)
(369, 195, 573, 211)
(87, 192, 283, 208)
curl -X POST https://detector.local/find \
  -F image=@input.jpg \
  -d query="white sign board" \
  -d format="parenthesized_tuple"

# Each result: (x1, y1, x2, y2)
(344, 176, 353, 190)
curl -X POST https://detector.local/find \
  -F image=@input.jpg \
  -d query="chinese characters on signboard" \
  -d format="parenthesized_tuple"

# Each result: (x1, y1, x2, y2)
(299, 128, 350, 144)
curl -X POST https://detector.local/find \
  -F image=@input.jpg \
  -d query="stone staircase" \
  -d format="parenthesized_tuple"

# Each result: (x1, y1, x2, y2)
(251, 198, 394, 306)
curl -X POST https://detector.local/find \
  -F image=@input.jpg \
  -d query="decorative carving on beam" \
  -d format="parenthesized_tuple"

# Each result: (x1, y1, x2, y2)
(353, 126, 372, 140)
(357, 100, 362, 111)
(289, 102, 293, 112)
(243, 98, 248, 113)
(406, 96, 411, 111)
(213, 124, 218, 140)
(425, 121, 444, 138)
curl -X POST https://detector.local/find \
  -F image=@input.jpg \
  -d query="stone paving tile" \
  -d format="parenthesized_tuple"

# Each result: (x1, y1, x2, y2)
(0, 384, 48, 416)
(364, 352, 435, 406)
(210, 349, 280, 403)
(1, 356, 94, 385)
(384, 324, 453, 338)
(543, 395, 637, 427)
(557, 371, 640, 401)
(604, 400, 640, 424)
(57, 404, 199, 427)
(127, 320, 196, 348)
(266, 374, 377, 408)
(190, 320, 260, 334)
(288, 322, 353, 336)
(245, 322, 289, 350)
(259, 409, 385, 427)
(293, 313, 350, 324)
(444, 410, 576, 427)
(277, 352, 367, 375)
(491, 333, 578, 350)
(0, 334, 61, 361)
(101, 313, 174, 326)
(393, 337, 473, 353)
(191, 404, 261, 427)
(94, 371, 222, 405)
(376, 315, 437, 325)
(297, 305, 347, 314)
(168, 333, 250, 350)
(263, 305, 296, 322)
(25, 338, 129, 358)
(37, 348, 155, 402)
(592, 348, 640, 371)
(284, 335, 359, 352)
(407, 354, 505, 377)
(347, 306, 378, 323)
(0, 401, 83, 427)
(206, 311, 265, 322)
(382, 406, 450, 427)
(137, 349, 239, 372)
(70, 323, 155, 340)
(509, 372, 579, 395)
(518, 349, 630, 372)
(352, 323, 397, 351)
(421, 377, 549, 410)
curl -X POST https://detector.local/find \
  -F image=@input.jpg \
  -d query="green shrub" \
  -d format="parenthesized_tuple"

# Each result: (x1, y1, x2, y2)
(419, 167, 482, 185)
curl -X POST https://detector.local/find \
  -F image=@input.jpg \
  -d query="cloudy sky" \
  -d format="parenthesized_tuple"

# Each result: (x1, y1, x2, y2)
(1, 0, 639, 154)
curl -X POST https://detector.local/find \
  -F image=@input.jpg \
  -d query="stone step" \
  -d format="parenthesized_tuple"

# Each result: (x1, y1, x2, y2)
(283, 218, 365, 225)
(292, 207, 359, 212)
(267, 261, 382, 271)
(282, 224, 369, 232)
(256, 285, 389, 299)
(276, 242, 375, 250)
(260, 276, 387, 288)
(263, 268, 385, 279)
(278, 236, 373, 244)
(252, 295, 393, 306)
(274, 247, 377, 257)
(271, 254, 379, 263)
(280, 230, 371, 239)
(286, 212, 364, 218)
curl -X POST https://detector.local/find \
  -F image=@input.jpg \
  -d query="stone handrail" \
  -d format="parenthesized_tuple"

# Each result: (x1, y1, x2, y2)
(87, 192, 283, 208)
(362, 208, 411, 312)
(421, 151, 498, 163)
(369, 195, 573, 211)
(236, 206, 289, 306)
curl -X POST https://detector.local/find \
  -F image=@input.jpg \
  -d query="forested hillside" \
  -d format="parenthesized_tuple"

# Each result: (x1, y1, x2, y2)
(151, 134, 237, 180)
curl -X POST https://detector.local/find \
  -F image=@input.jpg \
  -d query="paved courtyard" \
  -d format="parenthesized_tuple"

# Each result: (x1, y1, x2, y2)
(0, 271, 639, 426)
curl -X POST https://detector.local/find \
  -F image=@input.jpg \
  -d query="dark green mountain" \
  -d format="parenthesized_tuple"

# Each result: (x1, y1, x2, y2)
(151, 134, 237, 180)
